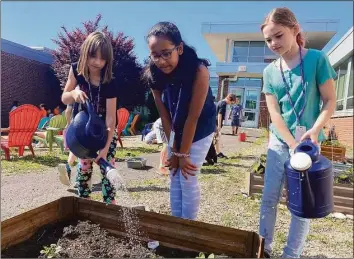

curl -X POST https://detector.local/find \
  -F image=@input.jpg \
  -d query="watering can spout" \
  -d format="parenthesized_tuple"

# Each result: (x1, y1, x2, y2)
(98, 158, 123, 187)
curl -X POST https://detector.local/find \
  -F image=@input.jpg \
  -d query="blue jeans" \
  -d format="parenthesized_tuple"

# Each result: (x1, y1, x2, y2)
(259, 133, 310, 258)
(170, 133, 214, 220)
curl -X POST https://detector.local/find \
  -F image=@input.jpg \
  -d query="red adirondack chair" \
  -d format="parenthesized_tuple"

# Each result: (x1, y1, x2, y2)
(116, 108, 130, 148)
(1, 104, 42, 160)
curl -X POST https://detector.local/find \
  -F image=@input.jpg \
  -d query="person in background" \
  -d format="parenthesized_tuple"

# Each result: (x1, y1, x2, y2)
(144, 118, 169, 175)
(39, 103, 48, 118)
(215, 93, 236, 158)
(228, 97, 243, 135)
(53, 105, 60, 115)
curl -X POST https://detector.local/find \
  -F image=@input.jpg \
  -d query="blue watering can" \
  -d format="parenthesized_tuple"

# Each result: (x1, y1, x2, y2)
(284, 139, 334, 218)
(66, 100, 120, 186)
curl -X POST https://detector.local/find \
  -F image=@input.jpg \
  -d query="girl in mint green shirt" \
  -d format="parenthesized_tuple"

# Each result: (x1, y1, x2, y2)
(259, 7, 336, 258)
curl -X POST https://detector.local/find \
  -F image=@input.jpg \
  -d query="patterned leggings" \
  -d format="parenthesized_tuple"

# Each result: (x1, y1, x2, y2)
(76, 131, 118, 204)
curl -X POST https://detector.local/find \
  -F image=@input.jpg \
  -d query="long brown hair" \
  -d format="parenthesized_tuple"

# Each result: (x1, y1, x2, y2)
(77, 31, 114, 84)
(261, 7, 306, 47)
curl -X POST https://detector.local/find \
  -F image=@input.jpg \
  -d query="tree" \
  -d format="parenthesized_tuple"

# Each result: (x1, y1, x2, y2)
(51, 14, 147, 110)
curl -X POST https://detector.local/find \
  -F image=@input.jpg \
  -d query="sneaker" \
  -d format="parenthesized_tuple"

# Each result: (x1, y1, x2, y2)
(58, 163, 71, 186)
(217, 152, 228, 159)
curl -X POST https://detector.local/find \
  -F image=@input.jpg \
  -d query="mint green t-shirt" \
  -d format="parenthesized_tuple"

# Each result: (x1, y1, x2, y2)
(262, 49, 337, 143)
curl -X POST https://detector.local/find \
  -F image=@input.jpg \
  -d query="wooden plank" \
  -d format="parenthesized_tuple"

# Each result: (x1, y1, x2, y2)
(76, 198, 262, 257)
(244, 171, 252, 196)
(1, 199, 61, 250)
(77, 202, 248, 254)
(77, 210, 248, 257)
(253, 175, 264, 185)
(251, 185, 264, 194)
(333, 205, 353, 215)
(58, 196, 76, 220)
(333, 195, 353, 206)
(252, 232, 265, 258)
(333, 185, 353, 198)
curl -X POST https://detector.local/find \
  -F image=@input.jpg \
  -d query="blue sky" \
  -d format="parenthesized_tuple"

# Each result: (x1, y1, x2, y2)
(2, 1, 353, 66)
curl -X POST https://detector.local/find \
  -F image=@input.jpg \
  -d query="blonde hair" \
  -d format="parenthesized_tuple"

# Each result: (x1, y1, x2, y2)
(77, 31, 114, 84)
(261, 7, 306, 47)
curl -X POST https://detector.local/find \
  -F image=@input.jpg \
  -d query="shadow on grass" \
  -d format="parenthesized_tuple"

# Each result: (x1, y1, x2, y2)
(127, 186, 169, 192)
(228, 155, 262, 160)
(300, 255, 328, 258)
(200, 166, 228, 175)
(218, 162, 253, 169)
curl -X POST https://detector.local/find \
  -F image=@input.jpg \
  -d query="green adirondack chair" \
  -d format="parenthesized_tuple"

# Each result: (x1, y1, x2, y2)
(33, 115, 67, 152)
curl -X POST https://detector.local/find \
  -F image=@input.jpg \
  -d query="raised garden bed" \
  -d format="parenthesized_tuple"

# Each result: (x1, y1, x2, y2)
(1, 197, 264, 258)
(243, 159, 353, 215)
(320, 144, 346, 162)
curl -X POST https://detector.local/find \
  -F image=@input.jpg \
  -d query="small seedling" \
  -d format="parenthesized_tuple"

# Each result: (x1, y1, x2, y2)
(196, 252, 215, 258)
(40, 244, 62, 258)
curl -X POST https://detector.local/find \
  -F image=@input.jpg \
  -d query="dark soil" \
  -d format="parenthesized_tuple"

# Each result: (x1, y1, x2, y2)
(1, 220, 201, 258)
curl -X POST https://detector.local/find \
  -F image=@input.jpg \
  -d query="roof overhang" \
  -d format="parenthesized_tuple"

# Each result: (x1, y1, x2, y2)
(202, 20, 339, 62)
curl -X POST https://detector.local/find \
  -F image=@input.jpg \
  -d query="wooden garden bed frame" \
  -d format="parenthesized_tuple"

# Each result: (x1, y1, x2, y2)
(1, 196, 265, 258)
(244, 169, 353, 215)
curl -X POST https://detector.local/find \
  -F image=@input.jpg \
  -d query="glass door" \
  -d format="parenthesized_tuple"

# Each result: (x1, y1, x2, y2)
(242, 89, 260, 128)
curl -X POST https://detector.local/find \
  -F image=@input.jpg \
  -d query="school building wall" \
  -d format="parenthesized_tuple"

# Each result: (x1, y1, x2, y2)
(1, 39, 61, 128)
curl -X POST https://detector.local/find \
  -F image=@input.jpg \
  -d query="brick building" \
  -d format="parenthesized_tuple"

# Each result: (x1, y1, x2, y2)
(1, 39, 61, 128)
(326, 27, 353, 147)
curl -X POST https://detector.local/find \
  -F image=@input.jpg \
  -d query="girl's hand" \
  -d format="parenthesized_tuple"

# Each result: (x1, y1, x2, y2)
(166, 155, 179, 174)
(72, 89, 88, 103)
(300, 127, 320, 144)
(95, 148, 109, 164)
(179, 157, 198, 180)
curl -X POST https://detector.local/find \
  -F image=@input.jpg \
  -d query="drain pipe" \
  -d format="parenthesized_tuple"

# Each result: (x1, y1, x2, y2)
(220, 75, 238, 101)
(220, 78, 226, 101)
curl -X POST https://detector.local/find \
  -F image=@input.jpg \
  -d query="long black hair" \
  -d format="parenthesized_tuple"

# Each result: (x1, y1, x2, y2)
(142, 22, 210, 91)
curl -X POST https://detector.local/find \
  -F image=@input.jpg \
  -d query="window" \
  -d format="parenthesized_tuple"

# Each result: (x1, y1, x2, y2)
(232, 41, 249, 62)
(248, 42, 265, 62)
(232, 41, 277, 63)
(334, 55, 353, 112)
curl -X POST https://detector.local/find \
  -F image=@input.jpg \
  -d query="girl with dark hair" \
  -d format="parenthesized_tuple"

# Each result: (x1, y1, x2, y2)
(142, 22, 216, 220)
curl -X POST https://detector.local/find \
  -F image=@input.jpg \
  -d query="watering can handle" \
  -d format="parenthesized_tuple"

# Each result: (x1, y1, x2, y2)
(84, 100, 107, 139)
(84, 100, 94, 114)
(294, 139, 320, 161)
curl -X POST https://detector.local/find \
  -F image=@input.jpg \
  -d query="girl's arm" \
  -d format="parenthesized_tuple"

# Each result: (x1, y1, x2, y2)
(151, 89, 173, 141)
(62, 67, 87, 104)
(300, 79, 336, 142)
(179, 65, 210, 154)
(265, 94, 297, 149)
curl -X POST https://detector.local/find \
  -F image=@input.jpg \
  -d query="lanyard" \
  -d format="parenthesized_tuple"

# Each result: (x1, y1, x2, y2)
(280, 47, 306, 125)
(87, 79, 102, 114)
(166, 84, 182, 131)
